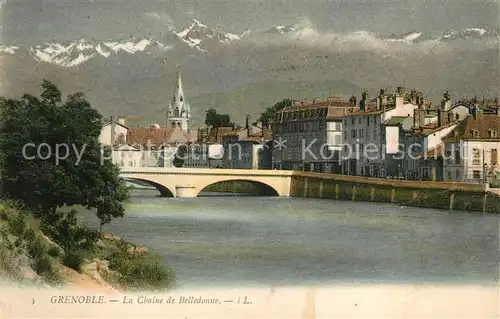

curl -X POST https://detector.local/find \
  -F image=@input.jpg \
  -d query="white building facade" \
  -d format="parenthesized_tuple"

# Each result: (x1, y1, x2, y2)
(272, 97, 357, 173)
(99, 116, 128, 146)
(342, 89, 421, 177)
(443, 111, 500, 183)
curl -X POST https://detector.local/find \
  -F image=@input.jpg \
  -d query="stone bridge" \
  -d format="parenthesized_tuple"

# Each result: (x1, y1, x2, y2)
(119, 167, 294, 198)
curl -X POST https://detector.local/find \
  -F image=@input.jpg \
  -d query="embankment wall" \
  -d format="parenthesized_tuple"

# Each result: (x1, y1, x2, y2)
(289, 172, 499, 214)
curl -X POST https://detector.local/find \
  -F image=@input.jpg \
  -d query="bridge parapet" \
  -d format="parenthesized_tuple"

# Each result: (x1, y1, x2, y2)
(120, 167, 293, 198)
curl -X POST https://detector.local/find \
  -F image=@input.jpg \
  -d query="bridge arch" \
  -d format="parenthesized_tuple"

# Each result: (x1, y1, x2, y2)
(124, 178, 174, 197)
(120, 168, 293, 198)
(198, 179, 280, 197)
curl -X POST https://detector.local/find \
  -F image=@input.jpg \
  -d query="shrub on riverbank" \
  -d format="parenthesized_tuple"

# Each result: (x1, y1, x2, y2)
(0, 201, 175, 290)
(105, 240, 176, 291)
(0, 201, 61, 285)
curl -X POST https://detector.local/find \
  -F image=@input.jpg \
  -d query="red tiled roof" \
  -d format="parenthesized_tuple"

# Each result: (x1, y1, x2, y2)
(127, 127, 175, 145)
(203, 127, 238, 143)
(443, 114, 500, 141)
(411, 121, 460, 136)
(417, 144, 444, 159)
(274, 99, 359, 123)
(345, 102, 431, 117)
(288, 100, 355, 110)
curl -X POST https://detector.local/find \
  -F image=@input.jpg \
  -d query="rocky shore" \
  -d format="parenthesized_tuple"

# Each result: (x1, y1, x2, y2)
(0, 203, 174, 292)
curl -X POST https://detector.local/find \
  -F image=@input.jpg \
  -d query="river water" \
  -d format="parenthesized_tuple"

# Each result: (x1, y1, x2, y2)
(81, 190, 499, 290)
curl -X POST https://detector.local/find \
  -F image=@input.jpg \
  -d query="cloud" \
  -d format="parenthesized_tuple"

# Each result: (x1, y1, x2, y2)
(145, 11, 175, 31)
(241, 18, 497, 61)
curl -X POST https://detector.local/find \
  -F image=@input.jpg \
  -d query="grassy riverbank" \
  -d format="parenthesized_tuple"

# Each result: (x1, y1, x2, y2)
(0, 201, 175, 291)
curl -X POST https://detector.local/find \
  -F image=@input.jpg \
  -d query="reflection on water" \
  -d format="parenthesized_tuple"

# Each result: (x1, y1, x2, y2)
(80, 190, 499, 289)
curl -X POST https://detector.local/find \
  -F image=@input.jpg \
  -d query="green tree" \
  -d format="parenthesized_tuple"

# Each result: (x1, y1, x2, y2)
(205, 108, 218, 127)
(0, 80, 129, 228)
(173, 144, 188, 168)
(258, 99, 294, 126)
(205, 108, 232, 128)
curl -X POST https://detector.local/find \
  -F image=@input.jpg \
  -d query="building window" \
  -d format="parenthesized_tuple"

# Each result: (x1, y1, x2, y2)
(473, 170, 481, 180)
(472, 130, 479, 138)
(351, 129, 356, 138)
(367, 117, 370, 126)
(359, 129, 364, 138)
(472, 148, 481, 165)
(455, 149, 460, 165)
(491, 149, 498, 166)
(490, 130, 498, 138)
(358, 118, 362, 124)
(455, 170, 460, 179)
(352, 118, 355, 125)
(447, 171, 452, 180)
(335, 122, 342, 131)
(334, 135, 342, 145)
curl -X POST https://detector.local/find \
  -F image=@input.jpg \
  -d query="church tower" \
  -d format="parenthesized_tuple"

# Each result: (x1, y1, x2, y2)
(166, 71, 191, 131)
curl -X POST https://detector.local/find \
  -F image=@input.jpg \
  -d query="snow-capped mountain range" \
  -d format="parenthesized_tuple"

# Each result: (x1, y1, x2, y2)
(175, 19, 243, 51)
(385, 28, 497, 44)
(1, 19, 496, 68)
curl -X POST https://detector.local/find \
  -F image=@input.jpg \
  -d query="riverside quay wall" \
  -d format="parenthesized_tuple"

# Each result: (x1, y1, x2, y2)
(289, 172, 499, 214)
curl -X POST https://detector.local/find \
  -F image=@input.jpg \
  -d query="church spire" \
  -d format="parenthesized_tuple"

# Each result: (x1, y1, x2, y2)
(176, 71, 182, 90)
(166, 69, 190, 132)
(172, 71, 184, 108)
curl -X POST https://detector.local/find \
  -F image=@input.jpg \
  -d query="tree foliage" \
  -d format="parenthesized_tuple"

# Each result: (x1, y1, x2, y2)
(172, 144, 188, 168)
(0, 80, 129, 227)
(204, 108, 232, 128)
(258, 99, 294, 125)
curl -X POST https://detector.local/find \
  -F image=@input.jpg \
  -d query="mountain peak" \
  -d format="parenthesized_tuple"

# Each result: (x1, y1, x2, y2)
(174, 19, 241, 51)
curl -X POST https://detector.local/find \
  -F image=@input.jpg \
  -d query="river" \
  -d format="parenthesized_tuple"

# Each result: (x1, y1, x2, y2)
(80, 189, 499, 290)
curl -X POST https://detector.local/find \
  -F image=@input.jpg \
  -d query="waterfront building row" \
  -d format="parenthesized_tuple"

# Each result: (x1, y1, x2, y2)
(98, 82, 499, 185)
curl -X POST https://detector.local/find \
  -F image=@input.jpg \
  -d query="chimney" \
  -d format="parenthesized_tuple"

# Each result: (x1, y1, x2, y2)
(438, 109, 448, 127)
(441, 91, 452, 111)
(377, 89, 386, 110)
(360, 91, 368, 112)
(349, 95, 357, 106)
(410, 90, 417, 104)
(413, 108, 421, 129)
(414, 106, 425, 129)
(471, 104, 478, 120)
(360, 99, 366, 112)
(110, 116, 116, 146)
(419, 107, 425, 126)
(245, 114, 252, 137)
(395, 87, 404, 108)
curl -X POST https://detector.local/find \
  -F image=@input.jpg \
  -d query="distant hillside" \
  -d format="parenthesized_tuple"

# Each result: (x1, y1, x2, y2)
(126, 79, 363, 128)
